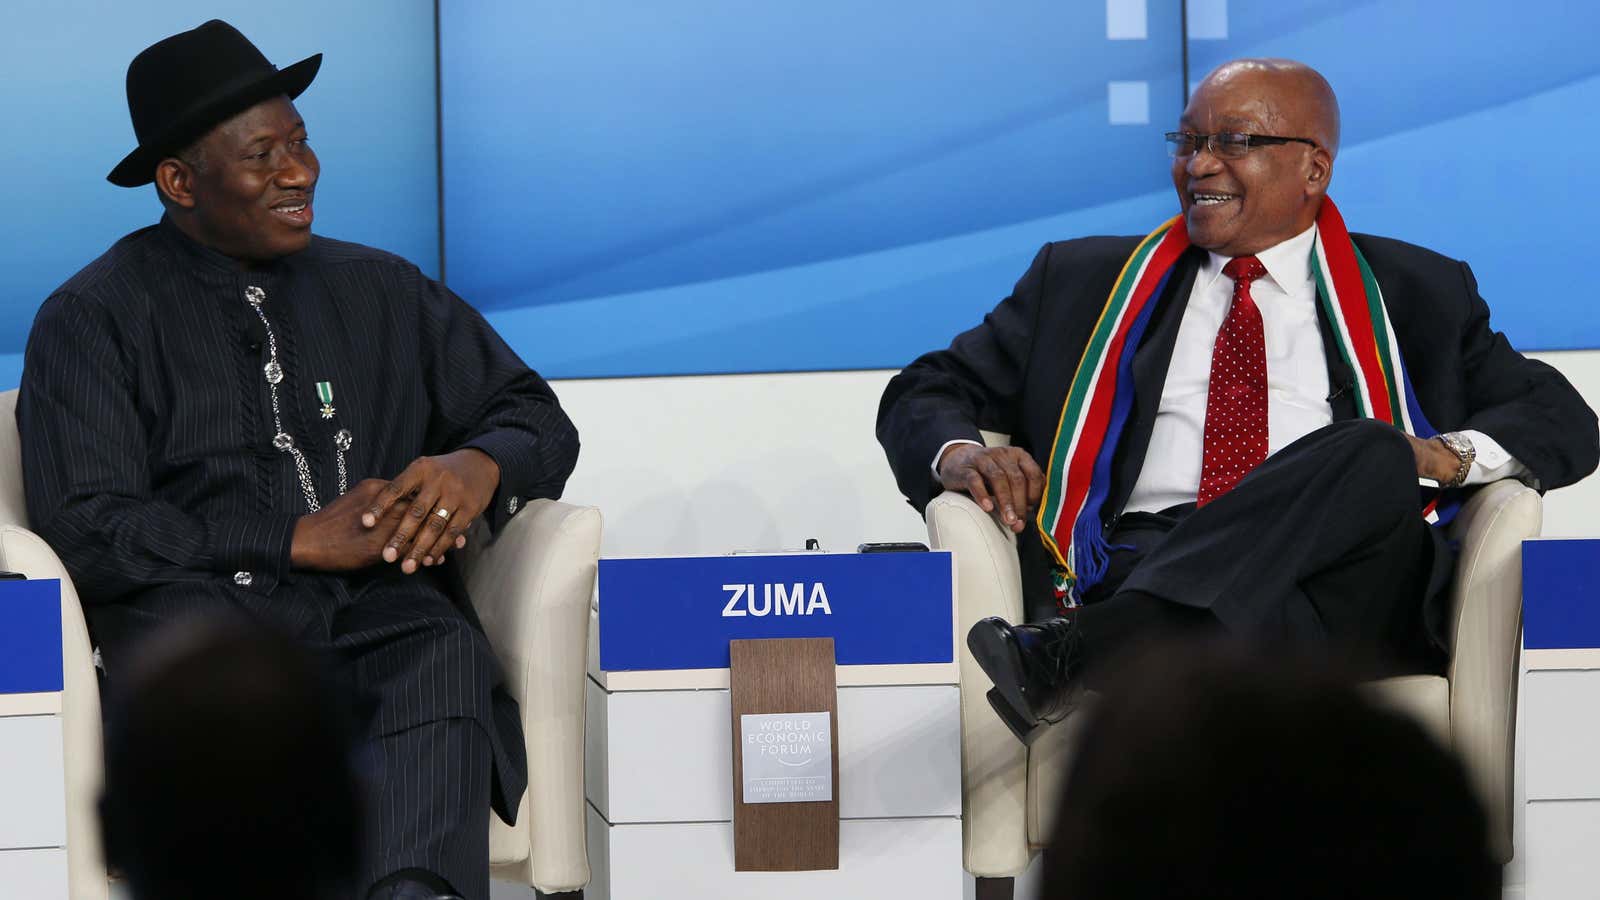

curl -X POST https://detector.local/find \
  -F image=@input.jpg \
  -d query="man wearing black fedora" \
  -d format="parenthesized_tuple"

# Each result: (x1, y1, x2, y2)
(17, 20, 580, 900)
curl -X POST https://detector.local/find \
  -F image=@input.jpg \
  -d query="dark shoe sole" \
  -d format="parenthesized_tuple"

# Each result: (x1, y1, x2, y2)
(987, 687, 1044, 745)
(966, 618, 1041, 736)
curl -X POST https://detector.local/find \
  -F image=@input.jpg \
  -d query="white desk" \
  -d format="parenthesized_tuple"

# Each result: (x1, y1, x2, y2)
(1521, 538, 1600, 900)
(583, 610, 963, 900)
(0, 579, 69, 898)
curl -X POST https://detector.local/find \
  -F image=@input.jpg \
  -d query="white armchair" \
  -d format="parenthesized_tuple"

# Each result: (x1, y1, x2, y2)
(928, 435, 1538, 898)
(0, 388, 599, 899)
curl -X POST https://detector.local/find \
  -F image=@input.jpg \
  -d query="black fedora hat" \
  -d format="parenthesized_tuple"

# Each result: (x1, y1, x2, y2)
(107, 20, 321, 187)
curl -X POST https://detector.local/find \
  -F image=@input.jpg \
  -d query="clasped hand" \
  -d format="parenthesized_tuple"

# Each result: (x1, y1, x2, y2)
(289, 449, 501, 573)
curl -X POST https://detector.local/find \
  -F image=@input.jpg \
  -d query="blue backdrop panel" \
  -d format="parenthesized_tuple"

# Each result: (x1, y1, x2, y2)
(0, 1, 440, 390)
(442, 0, 1597, 378)
(9, 2, 1594, 388)
(1188, 0, 1600, 352)
(442, 1, 1184, 377)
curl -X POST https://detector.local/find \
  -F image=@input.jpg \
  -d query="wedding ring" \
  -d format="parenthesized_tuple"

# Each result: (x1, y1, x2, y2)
(435, 508, 451, 519)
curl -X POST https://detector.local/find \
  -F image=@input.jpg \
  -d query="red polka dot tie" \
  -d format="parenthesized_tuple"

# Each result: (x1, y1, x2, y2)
(1197, 256, 1269, 507)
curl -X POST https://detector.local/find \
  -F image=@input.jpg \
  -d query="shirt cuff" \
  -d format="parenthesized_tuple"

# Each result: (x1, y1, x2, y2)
(1459, 429, 1534, 487)
(932, 438, 985, 478)
(210, 513, 297, 595)
(461, 433, 525, 533)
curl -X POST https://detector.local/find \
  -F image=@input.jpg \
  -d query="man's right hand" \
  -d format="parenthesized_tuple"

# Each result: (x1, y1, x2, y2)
(937, 444, 1044, 533)
(290, 479, 413, 572)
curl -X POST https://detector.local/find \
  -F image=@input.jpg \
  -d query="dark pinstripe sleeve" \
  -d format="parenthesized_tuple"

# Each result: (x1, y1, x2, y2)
(412, 271, 579, 533)
(18, 291, 296, 602)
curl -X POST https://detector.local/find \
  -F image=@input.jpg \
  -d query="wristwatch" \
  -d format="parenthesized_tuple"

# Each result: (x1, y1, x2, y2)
(1434, 432, 1476, 488)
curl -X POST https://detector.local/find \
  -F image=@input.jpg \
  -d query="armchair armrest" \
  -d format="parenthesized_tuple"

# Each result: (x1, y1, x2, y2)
(925, 490, 1032, 877)
(464, 499, 602, 894)
(1443, 479, 1541, 863)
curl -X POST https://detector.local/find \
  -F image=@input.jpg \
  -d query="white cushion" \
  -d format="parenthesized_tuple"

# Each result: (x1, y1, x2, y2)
(1364, 674, 1451, 747)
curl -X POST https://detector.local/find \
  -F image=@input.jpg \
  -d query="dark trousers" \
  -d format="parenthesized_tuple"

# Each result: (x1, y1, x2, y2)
(335, 592, 504, 900)
(89, 568, 522, 900)
(1079, 419, 1452, 675)
(360, 717, 493, 900)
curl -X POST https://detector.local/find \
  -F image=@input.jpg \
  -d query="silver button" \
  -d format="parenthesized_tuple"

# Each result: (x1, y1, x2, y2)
(263, 359, 283, 384)
(507, 496, 520, 515)
(334, 429, 352, 451)
(272, 432, 294, 451)
(233, 571, 254, 587)
(245, 286, 266, 305)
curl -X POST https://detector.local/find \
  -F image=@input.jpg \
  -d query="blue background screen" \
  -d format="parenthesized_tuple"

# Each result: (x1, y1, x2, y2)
(3, 1, 1595, 385)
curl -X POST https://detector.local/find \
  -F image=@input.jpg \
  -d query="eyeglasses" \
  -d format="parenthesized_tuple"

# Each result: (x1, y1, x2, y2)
(1164, 131, 1319, 159)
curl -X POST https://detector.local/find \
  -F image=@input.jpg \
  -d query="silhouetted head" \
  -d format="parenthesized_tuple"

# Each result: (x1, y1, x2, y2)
(100, 614, 361, 900)
(1041, 642, 1500, 900)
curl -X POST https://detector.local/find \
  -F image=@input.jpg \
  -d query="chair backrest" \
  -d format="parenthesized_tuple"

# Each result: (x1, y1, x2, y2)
(0, 389, 28, 529)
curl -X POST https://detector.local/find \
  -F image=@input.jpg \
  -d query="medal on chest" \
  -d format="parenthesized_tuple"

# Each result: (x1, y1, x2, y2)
(316, 380, 336, 419)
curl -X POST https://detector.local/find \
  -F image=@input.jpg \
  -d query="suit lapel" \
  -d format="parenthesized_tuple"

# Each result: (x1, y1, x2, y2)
(1104, 247, 1203, 523)
(1314, 285, 1359, 422)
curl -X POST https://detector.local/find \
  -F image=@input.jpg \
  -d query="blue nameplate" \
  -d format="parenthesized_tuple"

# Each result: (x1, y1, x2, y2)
(598, 552, 953, 671)
(1523, 539, 1600, 651)
(0, 579, 64, 694)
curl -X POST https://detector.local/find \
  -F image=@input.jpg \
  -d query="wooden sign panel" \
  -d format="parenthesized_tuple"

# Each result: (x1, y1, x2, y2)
(729, 637, 840, 871)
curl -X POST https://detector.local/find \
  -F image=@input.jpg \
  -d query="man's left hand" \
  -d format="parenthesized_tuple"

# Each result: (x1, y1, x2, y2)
(363, 449, 502, 573)
(1403, 432, 1462, 484)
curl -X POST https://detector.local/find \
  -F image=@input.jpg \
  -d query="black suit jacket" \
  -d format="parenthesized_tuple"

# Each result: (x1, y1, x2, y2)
(878, 233, 1598, 615)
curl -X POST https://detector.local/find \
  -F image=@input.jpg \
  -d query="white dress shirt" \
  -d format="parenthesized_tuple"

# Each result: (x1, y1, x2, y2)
(934, 224, 1528, 507)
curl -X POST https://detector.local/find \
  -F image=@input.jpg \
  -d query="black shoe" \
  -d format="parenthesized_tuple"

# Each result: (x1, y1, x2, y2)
(379, 884, 465, 900)
(370, 871, 466, 900)
(966, 615, 1082, 745)
(376, 883, 464, 900)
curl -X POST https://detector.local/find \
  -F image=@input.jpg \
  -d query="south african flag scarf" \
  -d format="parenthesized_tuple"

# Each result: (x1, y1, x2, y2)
(1037, 198, 1454, 606)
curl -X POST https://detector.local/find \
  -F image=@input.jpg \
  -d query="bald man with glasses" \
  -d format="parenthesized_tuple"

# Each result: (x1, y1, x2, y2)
(877, 58, 1595, 744)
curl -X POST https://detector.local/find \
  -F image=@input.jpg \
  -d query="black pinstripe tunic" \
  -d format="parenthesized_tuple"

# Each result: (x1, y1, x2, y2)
(17, 216, 579, 884)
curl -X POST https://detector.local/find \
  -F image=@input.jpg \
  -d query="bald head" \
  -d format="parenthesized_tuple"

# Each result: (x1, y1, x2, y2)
(1171, 58, 1341, 257)
(1199, 58, 1341, 157)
